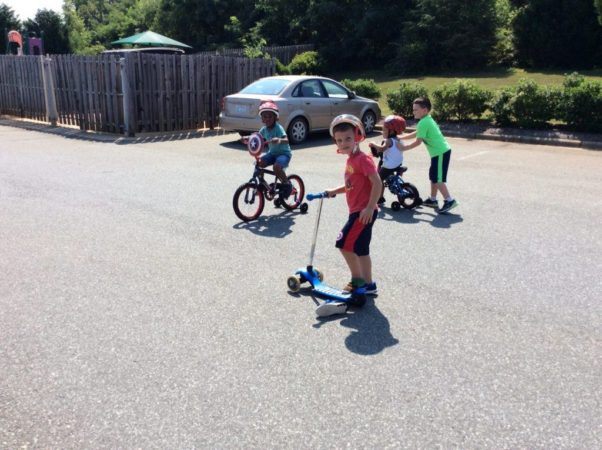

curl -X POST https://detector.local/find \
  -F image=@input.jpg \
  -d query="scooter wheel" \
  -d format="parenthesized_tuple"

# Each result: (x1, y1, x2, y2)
(314, 269, 324, 282)
(274, 198, 282, 208)
(300, 202, 309, 213)
(391, 201, 401, 211)
(287, 276, 301, 293)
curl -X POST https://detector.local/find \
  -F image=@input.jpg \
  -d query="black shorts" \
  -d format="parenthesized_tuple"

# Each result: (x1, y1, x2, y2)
(335, 210, 378, 256)
(379, 166, 398, 181)
(429, 149, 451, 183)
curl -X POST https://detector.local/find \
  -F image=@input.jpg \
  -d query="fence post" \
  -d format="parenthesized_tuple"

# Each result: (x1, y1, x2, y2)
(40, 56, 58, 126)
(119, 57, 135, 137)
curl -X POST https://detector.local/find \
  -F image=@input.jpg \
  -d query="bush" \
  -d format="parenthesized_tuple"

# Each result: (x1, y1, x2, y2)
(511, 79, 560, 127)
(490, 79, 560, 128)
(340, 78, 381, 100)
(431, 80, 492, 121)
(288, 51, 322, 75)
(274, 58, 291, 75)
(386, 82, 429, 118)
(560, 78, 602, 132)
(489, 87, 515, 126)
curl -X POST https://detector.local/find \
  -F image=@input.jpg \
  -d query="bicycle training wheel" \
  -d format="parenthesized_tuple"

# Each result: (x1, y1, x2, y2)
(281, 175, 305, 211)
(398, 182, 421, 209)
(233, 183, 265, 221)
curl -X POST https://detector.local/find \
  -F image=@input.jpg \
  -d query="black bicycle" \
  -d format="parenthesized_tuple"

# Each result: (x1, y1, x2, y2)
(233, 162, 308, 222)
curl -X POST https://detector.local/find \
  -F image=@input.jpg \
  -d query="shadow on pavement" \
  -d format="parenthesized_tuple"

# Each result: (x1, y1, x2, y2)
(232, 209, 303, 238)
(312, 297, 399, 355)
(378, 205, 463, 228)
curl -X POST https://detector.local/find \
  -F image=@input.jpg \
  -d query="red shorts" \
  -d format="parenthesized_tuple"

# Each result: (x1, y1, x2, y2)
(335, 210, 378, 256)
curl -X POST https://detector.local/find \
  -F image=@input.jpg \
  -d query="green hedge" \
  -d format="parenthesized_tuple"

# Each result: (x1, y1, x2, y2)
(560, 74, 602, 132)
(384, 74, 602, 132)
(490, 79, 561, 128)
(431, 80, 492, 122)
(341, 78, 381, 100)
(386, 82, 429, 118)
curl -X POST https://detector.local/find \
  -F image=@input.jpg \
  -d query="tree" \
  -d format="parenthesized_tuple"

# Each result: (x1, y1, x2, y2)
(1, 3, 20, 53)
(596, 0, 602, 26)
(63, 0, 103, 54)
(394, 0, 499, 73)
(156, 0, 254, 50)
(250, 0, 312, 46)
(23, 9, 70, 54)
(513, 0, 602, 69)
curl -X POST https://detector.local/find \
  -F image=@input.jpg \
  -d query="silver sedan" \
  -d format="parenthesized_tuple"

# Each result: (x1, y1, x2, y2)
(219, 75, 381, 144)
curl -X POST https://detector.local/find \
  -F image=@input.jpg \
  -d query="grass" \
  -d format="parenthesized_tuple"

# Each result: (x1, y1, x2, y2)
(331, 67, 602, 116)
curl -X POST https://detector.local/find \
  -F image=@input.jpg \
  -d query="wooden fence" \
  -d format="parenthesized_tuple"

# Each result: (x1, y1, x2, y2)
(0, 55, 46, 121)
(0, 53, 275, 135)
(51, 54, 124, 133)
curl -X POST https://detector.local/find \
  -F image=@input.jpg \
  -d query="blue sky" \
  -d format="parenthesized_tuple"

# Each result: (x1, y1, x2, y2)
(4, 0, 64, 21)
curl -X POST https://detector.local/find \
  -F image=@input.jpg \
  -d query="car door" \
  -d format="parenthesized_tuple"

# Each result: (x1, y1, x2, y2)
(321, 79, 357, 118)
(292, 79, 332, 129)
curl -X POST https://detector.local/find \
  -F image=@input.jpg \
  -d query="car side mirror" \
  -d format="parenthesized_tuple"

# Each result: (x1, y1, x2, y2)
(348, 91, 356, 99)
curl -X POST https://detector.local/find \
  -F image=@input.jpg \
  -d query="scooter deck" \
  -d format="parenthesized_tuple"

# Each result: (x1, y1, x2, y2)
(312, 278, 351, 302)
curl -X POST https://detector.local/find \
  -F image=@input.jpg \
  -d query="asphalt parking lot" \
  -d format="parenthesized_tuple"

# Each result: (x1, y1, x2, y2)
(1, 124, 600, 448)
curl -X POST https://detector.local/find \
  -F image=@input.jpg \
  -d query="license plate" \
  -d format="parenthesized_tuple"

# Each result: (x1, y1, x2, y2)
(234, 104, 248, 115)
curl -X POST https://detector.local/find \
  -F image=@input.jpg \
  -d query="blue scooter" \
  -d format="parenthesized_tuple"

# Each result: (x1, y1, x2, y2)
(287, 192, 352, 302)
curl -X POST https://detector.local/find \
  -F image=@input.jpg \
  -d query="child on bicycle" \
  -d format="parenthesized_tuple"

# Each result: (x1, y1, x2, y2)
(368, 115, 406, 205)
(254, 100, 293, 198)
(316, 114, 382, 318)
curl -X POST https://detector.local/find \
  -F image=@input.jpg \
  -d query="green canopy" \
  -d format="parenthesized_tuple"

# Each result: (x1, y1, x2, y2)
(111, 31, 192, 49)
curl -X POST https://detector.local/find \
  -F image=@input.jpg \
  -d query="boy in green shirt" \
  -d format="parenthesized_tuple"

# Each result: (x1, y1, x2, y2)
(401, 97, 458, 213)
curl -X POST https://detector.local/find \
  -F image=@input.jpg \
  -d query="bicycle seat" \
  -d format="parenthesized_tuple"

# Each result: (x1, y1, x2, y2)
(395, 166, 408, 175)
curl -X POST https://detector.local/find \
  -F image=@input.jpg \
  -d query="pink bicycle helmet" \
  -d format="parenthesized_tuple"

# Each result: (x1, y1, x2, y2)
(258, 100, 279, 118)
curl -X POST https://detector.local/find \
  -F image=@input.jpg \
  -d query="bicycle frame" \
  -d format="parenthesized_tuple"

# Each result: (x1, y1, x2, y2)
(244, 161, 279, 201)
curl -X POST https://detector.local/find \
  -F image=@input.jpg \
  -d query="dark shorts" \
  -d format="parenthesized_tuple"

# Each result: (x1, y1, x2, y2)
(379, 166, 398, 181)
(335, 210, 378, 256)
(429, 149, 451, 183)
(260, 153, 291, 169)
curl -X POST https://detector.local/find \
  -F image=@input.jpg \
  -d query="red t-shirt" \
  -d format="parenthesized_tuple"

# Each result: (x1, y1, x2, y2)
(344, 150, 378, 213)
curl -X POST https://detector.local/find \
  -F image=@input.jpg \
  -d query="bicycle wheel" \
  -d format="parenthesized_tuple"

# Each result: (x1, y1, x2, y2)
(233, 182, 265, 221)
(398, 182, 421, 209)
(281, 174, 305, 211)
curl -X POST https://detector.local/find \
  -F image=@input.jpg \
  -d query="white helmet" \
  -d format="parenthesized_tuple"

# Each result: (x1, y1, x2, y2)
(329, 114, 365, 142)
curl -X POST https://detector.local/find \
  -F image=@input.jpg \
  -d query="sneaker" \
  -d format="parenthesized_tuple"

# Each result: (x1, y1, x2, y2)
(279, 182, 293, 199)
(347, 285, 367, 307)
(316, 301, 348, 317)
(422, 197, 438, 208)
(437, 199, 458, 214)
(377, 197, 386, 205)
(348, 293, 367, 308)
(365, 282, 378, 295)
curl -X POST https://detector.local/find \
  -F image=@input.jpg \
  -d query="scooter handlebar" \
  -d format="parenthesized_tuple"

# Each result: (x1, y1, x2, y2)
(306, 192, 335, 201)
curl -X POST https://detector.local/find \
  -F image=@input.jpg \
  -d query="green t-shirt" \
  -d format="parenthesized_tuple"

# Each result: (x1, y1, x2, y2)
(259, 123, 292, 157)
(416, 114, 449, 157)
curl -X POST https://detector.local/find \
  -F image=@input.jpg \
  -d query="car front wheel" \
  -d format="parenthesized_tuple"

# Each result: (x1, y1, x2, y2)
(287, 117, 308, 144)
(362, 111, 377, 134)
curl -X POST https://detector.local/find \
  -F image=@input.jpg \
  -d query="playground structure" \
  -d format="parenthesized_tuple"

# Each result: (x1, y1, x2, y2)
(6, 30, 44, 56)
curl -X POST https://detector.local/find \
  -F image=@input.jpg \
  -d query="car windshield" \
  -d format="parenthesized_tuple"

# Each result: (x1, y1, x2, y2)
(240, 78, 291, 95)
